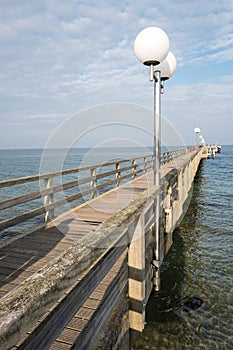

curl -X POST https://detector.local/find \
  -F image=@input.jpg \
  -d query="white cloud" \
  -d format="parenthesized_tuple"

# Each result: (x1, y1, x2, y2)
(0, 0, 233, 147)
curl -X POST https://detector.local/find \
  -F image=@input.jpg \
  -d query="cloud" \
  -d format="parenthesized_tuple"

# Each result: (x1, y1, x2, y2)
(0, 0, 233, 147)
(162, 79, 233, 145)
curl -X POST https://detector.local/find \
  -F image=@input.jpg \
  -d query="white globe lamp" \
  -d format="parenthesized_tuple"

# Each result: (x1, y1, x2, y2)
(134, 27, 170, 66)
(155, 51, 177, 80)
(194, 127, 201, 146)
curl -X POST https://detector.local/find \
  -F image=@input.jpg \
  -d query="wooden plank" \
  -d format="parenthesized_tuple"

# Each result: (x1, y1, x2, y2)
(0, 281, 19, 292)
(15, 235, 72, 249)
(0, 174, 94, 211)
(56, 328, 81, 345)
(0, 187, 88, 230)
(71, 255, 128, 350)
(0, 206, 46, 231)
(73, 207, 112, 222)
(15, 232, 128, 350)
(96, 163, 132, 180)
(0, 250, 48, 262)
(0, 290, 6, 298)
(81, 298, 99, 310)
(0, 175, 40, 188)
(1, 244, 62, 259)
(65, 317, 88, 332)
(49, 250, 127, 349)
(0, 266, 33, 277)
(2, 236, 63, 252)
(0, 274, 30, 286)
(0, 262, 35, 282)
(75, 306, 95, 320)
(48, 341, 71, 350)
(0, 259, 41, 273)
(0, 191, 42, 210)
(22, 233, 70, 245)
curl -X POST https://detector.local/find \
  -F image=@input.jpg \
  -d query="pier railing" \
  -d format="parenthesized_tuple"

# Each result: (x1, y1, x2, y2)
(0, 148, 190, 236)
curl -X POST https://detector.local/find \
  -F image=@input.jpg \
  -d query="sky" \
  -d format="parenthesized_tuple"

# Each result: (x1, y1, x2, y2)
(0, 0, 233, 149)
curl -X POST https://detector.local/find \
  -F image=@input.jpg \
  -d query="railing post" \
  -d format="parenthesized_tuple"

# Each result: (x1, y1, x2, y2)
(169, 151, 172, 162)
(90, 168, 97, 198)
(132, 160, 136, 179)
(143, 157, 147, 173)
(44, 176, 54, 222)
(116, 162, 121, 187)
(160, 153, 163, 166)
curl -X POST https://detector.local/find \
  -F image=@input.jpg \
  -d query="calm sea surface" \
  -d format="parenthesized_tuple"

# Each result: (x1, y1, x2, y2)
(0, 146, 232, 349)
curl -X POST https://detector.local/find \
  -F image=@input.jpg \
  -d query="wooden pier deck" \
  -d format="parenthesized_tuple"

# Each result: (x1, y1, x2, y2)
(0, 147, 203, 349)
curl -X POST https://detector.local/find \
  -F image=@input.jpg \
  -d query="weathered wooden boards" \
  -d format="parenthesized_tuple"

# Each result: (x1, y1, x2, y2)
(0, 147, 204, 350)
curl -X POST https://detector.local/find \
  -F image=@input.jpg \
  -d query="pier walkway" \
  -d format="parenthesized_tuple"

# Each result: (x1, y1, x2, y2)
(0, 147, 205, 350)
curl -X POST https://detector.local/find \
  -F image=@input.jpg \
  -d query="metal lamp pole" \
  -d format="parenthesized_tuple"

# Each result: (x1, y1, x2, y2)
(153, 69, 161, 188)
(194, 127, 200, 146)
(153, 68, 162, 291)
(134, 27, 176, 291)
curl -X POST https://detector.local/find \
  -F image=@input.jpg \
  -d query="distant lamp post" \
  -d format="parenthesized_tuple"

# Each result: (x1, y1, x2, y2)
(134, 26, 176, 291)
(154, 51, 177, 79)
(194, 127, 201, 146)
(199, 135, 205, 147)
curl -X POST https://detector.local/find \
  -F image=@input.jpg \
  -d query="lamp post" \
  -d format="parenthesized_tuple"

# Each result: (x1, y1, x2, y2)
(134, 27, 176, 291)
(194, 127, 200, 146)
(199, 135, 205, 147)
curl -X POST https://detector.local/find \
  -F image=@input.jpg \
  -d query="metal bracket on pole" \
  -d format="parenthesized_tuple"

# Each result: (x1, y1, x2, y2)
(149, 64, 154, 82)
(160, 80, 164, 94)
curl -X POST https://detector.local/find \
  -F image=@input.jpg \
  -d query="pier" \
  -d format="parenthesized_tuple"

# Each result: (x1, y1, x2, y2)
(0, 146, 206, 349)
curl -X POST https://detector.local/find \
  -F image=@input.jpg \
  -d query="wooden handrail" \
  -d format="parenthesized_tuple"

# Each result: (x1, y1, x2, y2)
(0, 154, 153, 188)
(0, 149, 189, 234)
